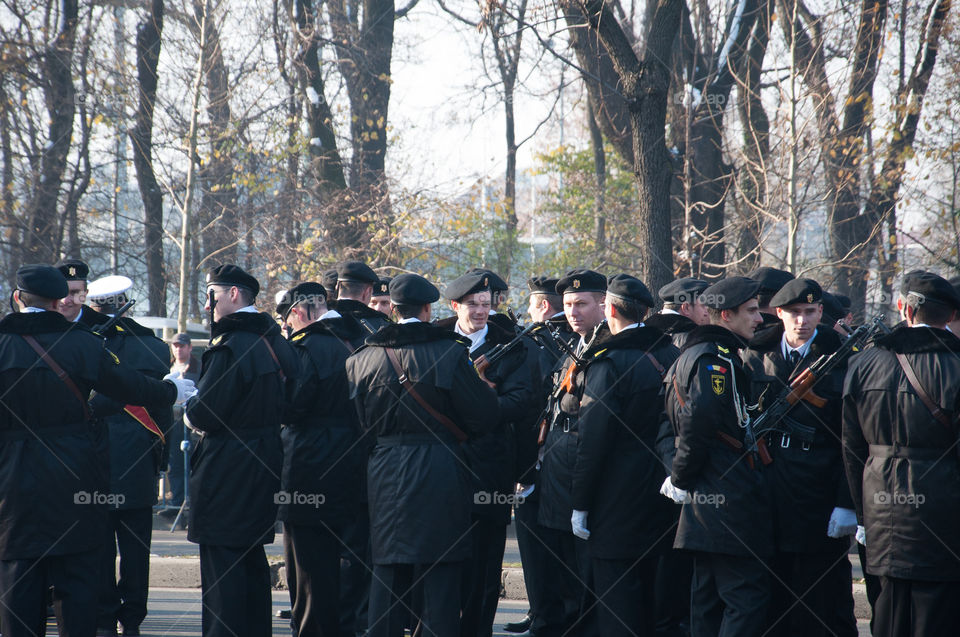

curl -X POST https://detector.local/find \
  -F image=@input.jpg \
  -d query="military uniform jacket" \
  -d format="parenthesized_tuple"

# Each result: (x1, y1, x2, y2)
(87, 316, 173, 510)
(437, 318, 539, 523)
(346, 321, 498, 564)
(0, 311, 176, 559)
(842, 326, 960, 581)
(570, 326, 679, 559)
(280, 314, 364, 529)
(538, 322, 610, 532)
(184, 311, 298, 547)
(645, 312, 699, 350)
(743, 325, 853, 554)
(665, 325, 774, 558)
(335, 299, 391, 343)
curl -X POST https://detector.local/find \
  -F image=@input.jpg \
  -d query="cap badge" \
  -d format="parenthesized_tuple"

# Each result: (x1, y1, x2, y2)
(68, 266, 76, 277)
(807, 294, 814, 303)
(573, 279, 581, 289)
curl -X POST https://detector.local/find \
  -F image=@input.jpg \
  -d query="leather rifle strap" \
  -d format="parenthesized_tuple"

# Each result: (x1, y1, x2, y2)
(646, 352, 666, 378)
(895, 352, 953, 429)
(259, 336, 287, 382)
(385, 347, 468, 443)
(22, 335, 92, 421)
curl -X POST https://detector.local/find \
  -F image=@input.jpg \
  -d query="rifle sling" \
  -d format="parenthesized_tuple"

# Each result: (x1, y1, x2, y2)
(895, 352, 954, 430)
(385, 347, 468, 443)
(259, 336, 287, 382)
(22, 335, 91, 422)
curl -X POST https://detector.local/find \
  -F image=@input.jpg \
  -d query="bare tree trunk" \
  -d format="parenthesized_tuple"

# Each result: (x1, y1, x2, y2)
(131, 0, 166, 315)
(22, 0, 79, 264)
(587, 94, 607, 255)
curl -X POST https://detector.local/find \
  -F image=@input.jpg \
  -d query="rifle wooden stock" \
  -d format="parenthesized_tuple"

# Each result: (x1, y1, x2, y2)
(537, 416, 548, 446)
(785, 369, 828, 409)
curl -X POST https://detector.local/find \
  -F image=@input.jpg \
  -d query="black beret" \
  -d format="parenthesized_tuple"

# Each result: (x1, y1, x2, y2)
(659, 277, 709, 304)
(556, 269, 606, 295)
(372, 277, 392, 298)
(770, 278, 823, 308)
(747, 267, 795, 294)
(701, 277, 762, 310)
(276, 282, 327, 318)
(390, 273, 440, 305)
(834, 294, 852, 312)
(444, 271, 492, 301)
(527, 276, 560, 296)
(336, 261, 379, 285)
(17, 264, 68, 300)
(321, 269, 338, 290)
(606, 274, 654, 307)
(467, 268, 508, 292)
(54, 258, 89, 281)
(820, 291, 845, 324)
(900, 271, 960, 310)
(206, 264, 260, 296)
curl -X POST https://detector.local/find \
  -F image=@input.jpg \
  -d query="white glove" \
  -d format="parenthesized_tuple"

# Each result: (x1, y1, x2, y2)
(826, 507, 858, 538)
(164, 375, 197, 406)
(660, 476, 690, 504)
(571, 510, 590, 540)
(856, 525, 866, 546)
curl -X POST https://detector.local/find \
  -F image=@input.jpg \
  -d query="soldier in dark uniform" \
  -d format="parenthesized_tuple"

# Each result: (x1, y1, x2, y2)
(742, 279, 857, 637)
(345, 273, 498, 637)
(842, 271, 960, 637)
(85, 276, 175, 637)
(570, 274, 680, 637)
(322, 269, 339, 304)
(369, 277, 393, 315)
(747, 267, 795, 330)
(662, 276, 773, 637)
(166, 333, 202, 512)
(275, 282, 364, 637)
(0, 265, 193, 637)
(54, 258, 91, 323)
(646, 277, 710, 349)
(537, 269, 609, 637)
(437, 271, 538, 637)
(184, 264, 299, 637)
(467, 268, 518, 334)
(335, 261, 391, 336)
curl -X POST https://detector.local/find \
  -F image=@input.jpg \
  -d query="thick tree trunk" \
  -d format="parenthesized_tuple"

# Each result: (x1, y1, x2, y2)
(587, 94, 607, 255)
(22, 0, 79, 264)
(131, 0, 167, 315)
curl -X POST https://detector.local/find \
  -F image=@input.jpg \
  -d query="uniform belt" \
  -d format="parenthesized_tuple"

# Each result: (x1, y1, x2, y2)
(869, 443, 944, 460)
(0, 422, 89, 442)
(377, 433, 458, 447)
(774, 433, 812, 451)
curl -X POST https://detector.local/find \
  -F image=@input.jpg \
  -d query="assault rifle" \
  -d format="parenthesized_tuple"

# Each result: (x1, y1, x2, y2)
(750, 314, 889, 444)
(91, 300, 136, 337)
(473, 321, 546, 379)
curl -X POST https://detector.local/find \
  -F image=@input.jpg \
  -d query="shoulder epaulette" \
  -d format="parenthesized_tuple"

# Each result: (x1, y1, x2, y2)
(292, 332, 306, 342)
(211, 334, 224, 346)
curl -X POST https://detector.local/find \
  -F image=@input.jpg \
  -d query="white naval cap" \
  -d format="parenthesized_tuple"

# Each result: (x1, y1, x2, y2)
(87, 275, 133, 304)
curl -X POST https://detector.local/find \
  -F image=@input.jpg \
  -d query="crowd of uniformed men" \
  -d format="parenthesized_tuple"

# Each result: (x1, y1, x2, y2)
(1, 256, 959, 637)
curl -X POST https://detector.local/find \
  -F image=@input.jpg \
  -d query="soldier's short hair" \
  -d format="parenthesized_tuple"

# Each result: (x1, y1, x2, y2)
(16, 290, 52, 310)
(532, 291, 562, 313)
(392, 303, 423, 319)
(608, 295, 648, 323)
(337, 280, 371, 299)
(903, 294, 954, 326)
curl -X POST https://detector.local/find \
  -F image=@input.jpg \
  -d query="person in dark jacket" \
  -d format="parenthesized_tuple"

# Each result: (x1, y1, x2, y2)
(842, 271, 960, 637)
(85, 275, 175, 637)
(0, 265, 192, 637)
(335, 261, 392, 336)
(570, 274, 680, 637)
(184, 265, 299, 637)
(346, 273, 499, 637)
(742, 279, 858, 637)
(662, 276, 772, 637)
(54, 257, 91, 323)
(369, 277, 393, 315)
(646, 277, 710, 350)
(537, 269, 609, 637)
(438, 271, 539, 637)
(748, 267, 795, 330)
(275, 282, 364, 637)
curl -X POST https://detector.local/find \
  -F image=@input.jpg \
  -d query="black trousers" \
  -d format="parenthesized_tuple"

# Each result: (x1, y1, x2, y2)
(460, 516, 507, 637)
(368, 561, 461, 637)
(283, 522, 341, 637)
(340, 505, 372, 636)
(0, 548, 99, 637)
(858, 541, 882, 631)
(592, 555, 658, 637)
(199, 543, 272, 637)
(874, 576, 960, 637)
(690, 551, 771, 637)
(767, 548, 857, 637)
(655, 548, 693, 634)
(514, 489, 549, 632)
(533, 526, 597, 637)
(97, 507, 153, 632)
